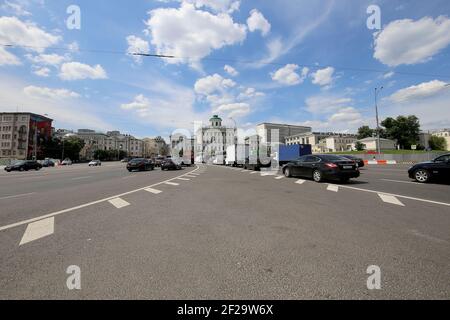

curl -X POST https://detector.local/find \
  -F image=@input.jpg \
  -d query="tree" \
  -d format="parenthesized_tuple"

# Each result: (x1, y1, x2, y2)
(381, 115, 420, 149)
(357, 126, 375, 139)
(429, 136, 447, 151)
(355, 141, 365, 151)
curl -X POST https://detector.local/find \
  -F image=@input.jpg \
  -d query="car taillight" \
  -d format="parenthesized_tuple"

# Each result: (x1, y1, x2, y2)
(325, 163, 338, 168)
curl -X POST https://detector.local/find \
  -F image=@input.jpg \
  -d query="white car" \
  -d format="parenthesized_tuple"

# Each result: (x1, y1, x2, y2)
(61, 158, 72, 166)
(88, 160, 101, 166)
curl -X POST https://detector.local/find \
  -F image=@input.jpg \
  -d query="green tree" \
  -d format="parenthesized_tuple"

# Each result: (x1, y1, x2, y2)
(63, 137, 85, 161)
(357, 126, 374, 139)
(41, 137, 63, 159)
(381, 115, 420, 149)
(429, 136, 447, 151)
(355, 141, 365, 151)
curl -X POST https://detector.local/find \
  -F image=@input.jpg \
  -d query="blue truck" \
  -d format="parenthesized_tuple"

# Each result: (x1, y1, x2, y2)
(274, 144, 312, 166)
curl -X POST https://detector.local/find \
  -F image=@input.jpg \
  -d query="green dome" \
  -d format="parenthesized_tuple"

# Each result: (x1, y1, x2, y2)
(209, 115, 222, 122)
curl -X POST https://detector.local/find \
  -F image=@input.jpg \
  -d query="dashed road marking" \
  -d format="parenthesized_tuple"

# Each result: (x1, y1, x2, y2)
(295, 179, 306, 185)
(0, 192, 36, 201)
(108, 198, 130, 209)
(250, 171, 258, 174)
(275, 176, 284, 180)
(19, 217, 54, 246)
(145, 188, 162, 194)
(327, 185, 339, 192)
(380, 179, 422, 185)
(165, 182, 180, 186)
(177, 178, 190, 181)
(71, 176, 92, 181)
(378, 194, 405, 206)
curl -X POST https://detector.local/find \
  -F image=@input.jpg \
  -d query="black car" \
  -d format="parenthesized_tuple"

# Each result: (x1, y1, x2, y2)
(41, 159, 55, 167)
(408, 154, 450, 183)
(161, 159, 182, 171)
(282, 154, 360, 183)
(341, 155, 365, 168)
(4, 160, 43, 172)
(126, 158, 155, 172)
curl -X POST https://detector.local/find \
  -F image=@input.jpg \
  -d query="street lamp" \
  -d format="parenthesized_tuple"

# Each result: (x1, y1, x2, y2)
(229, 117, 237, 166)
(61, 133, 76, 162)
(374, 86, 384, 154)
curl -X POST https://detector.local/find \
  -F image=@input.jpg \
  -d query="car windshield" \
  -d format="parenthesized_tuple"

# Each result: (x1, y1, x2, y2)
(130, 159, 144, 163)
(14, 161, 26, 165)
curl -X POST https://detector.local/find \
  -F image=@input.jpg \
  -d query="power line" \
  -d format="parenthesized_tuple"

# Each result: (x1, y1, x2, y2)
(1, 43, 450, 79)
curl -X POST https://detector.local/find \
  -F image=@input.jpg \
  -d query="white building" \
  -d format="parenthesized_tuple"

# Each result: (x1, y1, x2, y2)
(356, 137, 397, 151)
(286, 132, 357, 153)
(256, 123, 311, 144)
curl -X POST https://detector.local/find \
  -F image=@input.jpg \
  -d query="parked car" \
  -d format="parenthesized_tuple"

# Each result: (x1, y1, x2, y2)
(41, 159, 55, 167)
(161, 159, 182, 171)
(126, 158, 154, 172)
(154, 156, 166, 167)
(88, 160, 102, 167)
(282, 154, 360, 183)
(408, 154, 450, 183)
(341, 155, 365, 168)
(4, 160, 42, 172)
(61, 158, 73, 166)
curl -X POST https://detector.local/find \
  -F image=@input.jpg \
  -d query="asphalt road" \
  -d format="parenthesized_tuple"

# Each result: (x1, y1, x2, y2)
(0, 163, 449, 299)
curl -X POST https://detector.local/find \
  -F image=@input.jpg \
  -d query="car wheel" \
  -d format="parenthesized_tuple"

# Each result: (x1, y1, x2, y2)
(19, 167, 24, 172)
(414, 169, 430, 183)
(312, 170, 323, 183)
(284, 167, 291, 178)
(6, 169, 11, 172)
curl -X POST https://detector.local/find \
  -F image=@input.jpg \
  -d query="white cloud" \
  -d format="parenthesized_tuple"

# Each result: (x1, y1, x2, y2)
(33, 66, 50, 77)
(194, 73, 236, 96)
(26, 53, 67, 66)
(0, 16, 60, 53)
(328, 107, 362, 124)
(271, 64, 308, 86)
(121, 94, 151, 110)
(383, 71, 395, 79)
(305, 95, 353, 114)
(145, 3, 247, 66)
(374, 16, 450, 67)
(1, 1, 31, 16)
(311, 67, 335, 86)
(214, 102, 250, 118)
(59, 62, 107, 80)
(0, 46, 21, 65)
(24, 85, 80, 99)
(224, 65, 238, 77)
(126, 35, 150, 63)
(388, 80, 449, 103)
(183, 0, 240, 13)
(247, 9, 271, 36)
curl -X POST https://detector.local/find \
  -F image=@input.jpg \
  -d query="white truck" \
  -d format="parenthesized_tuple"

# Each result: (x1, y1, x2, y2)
(225, 144, 248, 167)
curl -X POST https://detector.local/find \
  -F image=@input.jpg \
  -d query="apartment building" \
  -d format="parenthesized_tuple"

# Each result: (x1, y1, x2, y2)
(0, 112, 53, 160)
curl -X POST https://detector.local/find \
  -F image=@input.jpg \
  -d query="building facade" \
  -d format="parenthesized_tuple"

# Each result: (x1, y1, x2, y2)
(256, 123, 311, 144)
(285, 132, 357, 153)
(356, 137, 397, 151)
(0, 112, 53, 160)
(142, 136, 169, 158)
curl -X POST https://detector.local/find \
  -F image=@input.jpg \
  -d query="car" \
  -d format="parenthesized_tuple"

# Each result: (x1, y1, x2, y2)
(161, 159, 182, 171)
(41, 159, 55, 167)
(121, 157, 131, 163)
(4, 160, 42, 172)
(88, 160, 102, 167)
(153, 156, 166, 167)
(126, 158, 155, 172)
(61, 158, 73, 166)
(282, 154, 360, 183)
(341, 155, 365, 168)
(408, 154, 450, 183)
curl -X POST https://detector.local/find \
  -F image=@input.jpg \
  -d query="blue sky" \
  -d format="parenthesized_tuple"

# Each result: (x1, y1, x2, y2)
(1, 0, 450, 139)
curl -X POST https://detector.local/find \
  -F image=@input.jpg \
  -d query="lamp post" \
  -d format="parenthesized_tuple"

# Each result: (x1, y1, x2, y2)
(229, 117, 237, 166)
(61, 133, 76, 162)
(374, 86, 384, 154)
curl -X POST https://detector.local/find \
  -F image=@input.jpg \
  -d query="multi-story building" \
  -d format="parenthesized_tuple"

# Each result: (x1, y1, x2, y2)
(142, 136, 169, 158)
(76, 129, 109, 160)
(195, 115, 235, 161)
(285, 132, 357, 153)
(0, 112, 53, 160)
(256, 123, 311, 144)
(106, 131, 143, 158)
(432, 129, 450, 151)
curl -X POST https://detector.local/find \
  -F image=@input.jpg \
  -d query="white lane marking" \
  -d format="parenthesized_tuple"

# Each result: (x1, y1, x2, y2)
(177, 178, 190, 181)
(145, 188, 162, 194)
(327, 184, 339, 192)
(71, 176, 92, 181)
(275, 176, 284, 180)
(240, 170, 247, 172)
(380, 179, 422, 185)
(185, 175, 196, 178)
(165, 182, 180, 186)
(295, 179, 306, 185)
(250, 171, 258, 174)
(408, 229, 449, 244)
(19, 217, 54, 246)
(0, 192, 36, 200)
(108, 198, 130, 209)
(378, 194, 405, 206)
(337, 185, 450, 207)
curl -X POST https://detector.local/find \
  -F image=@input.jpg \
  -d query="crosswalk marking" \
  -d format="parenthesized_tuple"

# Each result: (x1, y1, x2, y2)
(165, 182, 179, 186)
(19, 217, 54, 246)
(327, 185, 339, 192)
(145, 188, 162, 194)
(295, 179, 306, 184)
(177, 178, 190, 181)
(378, 194, 405, 206)
(108, 197, 130, 209)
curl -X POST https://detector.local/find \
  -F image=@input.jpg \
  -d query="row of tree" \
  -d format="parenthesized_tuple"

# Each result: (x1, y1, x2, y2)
(356, 115, 447, 151)
(40, 136, 85, 161)
(93, 150, 128, 161)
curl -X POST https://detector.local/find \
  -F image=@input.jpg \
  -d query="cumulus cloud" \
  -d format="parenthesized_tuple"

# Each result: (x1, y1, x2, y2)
(121, 94, 151, 110)
(311, 67, 335, 86)
(26, 53, 67, 66)
(271, 64, 308, 86)
(1, 1, 31, 16)
(214, 102, 250, 118)
(32, 66, 50, 77)
(388, 80, 449, 103)
(374, 16, 450, 66)
(126, 35, 150, 63)
(247, 9, 271, 36)
(183, 0, 240, 13)
(305, 95, 353, 114)
(145, 3, 247, 66)
(224, 64, 238, 77)
(194, 73, 236, 96)
(0, 46, 21, 65)
(23, 85, 80, 99)
(0, 16, 60, 53)
(59, 62, 107, 80)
